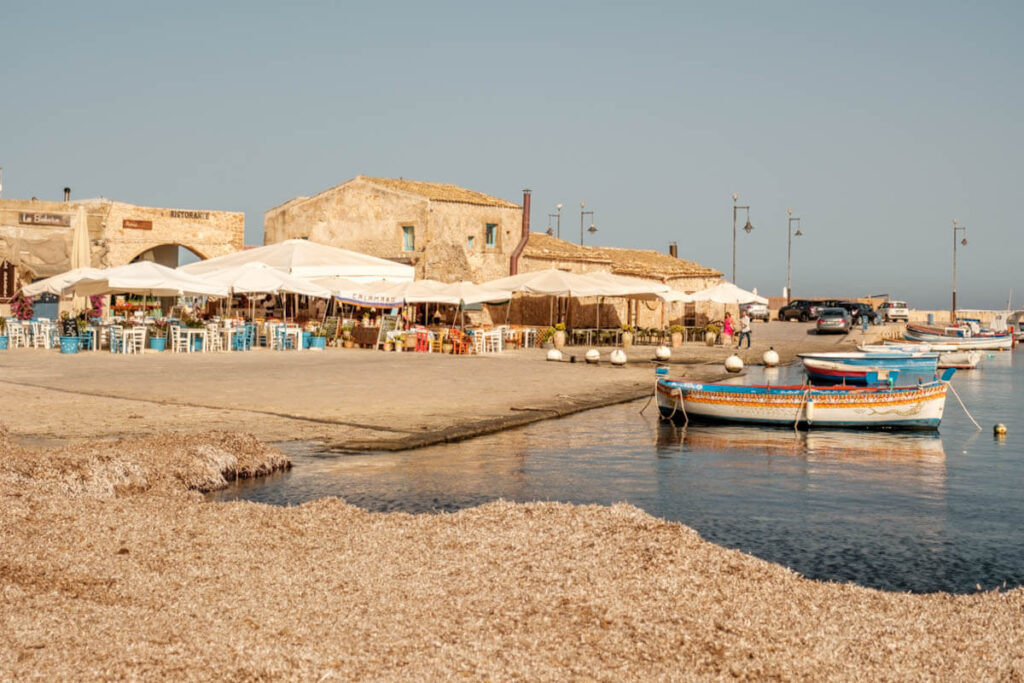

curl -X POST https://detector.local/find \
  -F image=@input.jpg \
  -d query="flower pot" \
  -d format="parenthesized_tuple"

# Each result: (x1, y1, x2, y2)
(553, 330, 567, 349)
(671, 332, 683, 348)
(343, 340, 355, 349)
(441, 342, 454, 354)
(150, 337, 166, 352)
(0, 335, 8, 350)
(383, 342, 393, 352)
(301, 331, 312, 349)
(541, 341, 554, 349)
(704, 331, 717, 346)
(59, 336, 79, 354)
(309, 336, 326, 350)
(621, 331, 633, 350)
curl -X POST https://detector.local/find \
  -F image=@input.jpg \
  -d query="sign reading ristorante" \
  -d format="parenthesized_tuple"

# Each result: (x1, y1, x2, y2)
(168, 210, 209, 220)
(19, 212, 71, 227)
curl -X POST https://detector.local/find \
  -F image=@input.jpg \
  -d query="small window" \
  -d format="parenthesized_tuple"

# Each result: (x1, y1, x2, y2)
(402, 225, 415, 251)
(467, 235, 475, 249)
(485, 223, 497, 248)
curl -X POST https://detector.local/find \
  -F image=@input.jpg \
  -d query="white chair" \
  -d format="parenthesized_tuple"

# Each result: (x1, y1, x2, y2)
(170, 325, 187, 353)
(483, 329, 503, 353)
(129, 326, 147, 353)
(7, 321, 25, 348)
(205, 323, 224, 352)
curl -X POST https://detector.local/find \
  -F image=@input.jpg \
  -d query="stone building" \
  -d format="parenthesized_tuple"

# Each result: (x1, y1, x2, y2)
(0, 194, 243, 307)
(265, 176, 523, 283)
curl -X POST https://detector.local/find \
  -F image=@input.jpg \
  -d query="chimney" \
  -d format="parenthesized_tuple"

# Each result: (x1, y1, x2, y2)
(509, 188, 531, 275)
(669, 241, 678, 258)
(63, 187, 71, 202)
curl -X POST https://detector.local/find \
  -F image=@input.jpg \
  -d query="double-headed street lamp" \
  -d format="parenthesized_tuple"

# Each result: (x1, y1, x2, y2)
(546, 203, 563, 238)
(732, 193, 753, 283)
(952, 218, 967, 322)
(580, 201, 596, 245)
(786, 208, 803, 301)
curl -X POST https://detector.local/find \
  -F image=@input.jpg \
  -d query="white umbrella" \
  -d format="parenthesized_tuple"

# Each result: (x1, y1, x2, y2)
(482, 268, 607, 297)
(583, 271, 672, 299)
(21, 267, 104, 297)
(68, 261, 229, 298)
(687, 281, 768, 305)
(429, 281, 512, 305)
(200, 262, 331, 298)
(179, 238, 414, 282)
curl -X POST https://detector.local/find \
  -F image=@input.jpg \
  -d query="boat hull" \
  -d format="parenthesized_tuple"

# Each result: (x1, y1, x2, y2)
(656, 378, 948, 430)
(902, 327, 1012, 350)
(799, 352, 939, 386)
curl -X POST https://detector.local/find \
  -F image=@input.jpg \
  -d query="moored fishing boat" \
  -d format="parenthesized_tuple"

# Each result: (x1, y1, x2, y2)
(903, 322, 1013, 350)
(871, 341, 984, 369)
(655, 368, 954, 430)
(935, 349, 983, 369)
(798, 351, 939, 386)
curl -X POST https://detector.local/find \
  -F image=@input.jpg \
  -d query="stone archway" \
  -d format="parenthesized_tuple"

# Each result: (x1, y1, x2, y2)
(128, 244, 208, 269)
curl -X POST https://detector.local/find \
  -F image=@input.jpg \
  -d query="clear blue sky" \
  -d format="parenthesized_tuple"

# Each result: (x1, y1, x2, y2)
(3, 1, 1021, 309)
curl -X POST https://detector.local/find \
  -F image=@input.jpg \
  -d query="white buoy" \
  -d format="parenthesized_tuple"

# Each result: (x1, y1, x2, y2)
(654, 345, 671, 361)
(585, 349, 600, 364)
(725, 354, 744, 373)
(805, 396, 815, 422)
(994, 423, 1007, 436)
(546, 348, 563, 362)
(762, 346, 780, 367)
(610, 349, 627, 366)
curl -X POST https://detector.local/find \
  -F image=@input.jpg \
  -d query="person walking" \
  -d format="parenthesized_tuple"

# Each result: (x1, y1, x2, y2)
(722, 312, 734, 345)
(736, 311, 751, 349)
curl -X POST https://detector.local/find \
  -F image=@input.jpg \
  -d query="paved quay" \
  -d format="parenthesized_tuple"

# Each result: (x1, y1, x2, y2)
(0, 321, 884, 450)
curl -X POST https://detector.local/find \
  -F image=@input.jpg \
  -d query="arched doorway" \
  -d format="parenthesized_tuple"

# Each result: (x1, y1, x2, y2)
(128, 243, 207, 268)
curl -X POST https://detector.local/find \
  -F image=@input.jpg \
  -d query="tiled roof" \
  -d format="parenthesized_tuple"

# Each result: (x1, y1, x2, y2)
(361, 176, 520, 209)
(523, 232, 721, 280)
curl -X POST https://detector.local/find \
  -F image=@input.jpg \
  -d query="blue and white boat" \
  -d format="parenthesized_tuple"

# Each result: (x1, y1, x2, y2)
(655, 368, 954, 430)
(798, 351, 939, 386)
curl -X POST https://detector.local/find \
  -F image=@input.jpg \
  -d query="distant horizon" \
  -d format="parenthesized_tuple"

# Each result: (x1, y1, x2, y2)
(3, 1, 1020, 311)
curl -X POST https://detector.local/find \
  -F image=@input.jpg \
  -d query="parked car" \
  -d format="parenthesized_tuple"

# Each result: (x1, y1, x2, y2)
(778, 299, 822, 322)
(878, 300, 909, 322)
(816, 307, 851, 334)
(823, 300, 876, 324)
(740, 302, 769, 321)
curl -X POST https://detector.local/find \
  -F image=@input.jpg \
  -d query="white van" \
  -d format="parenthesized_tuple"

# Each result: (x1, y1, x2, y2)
(878, 300, 909, 322)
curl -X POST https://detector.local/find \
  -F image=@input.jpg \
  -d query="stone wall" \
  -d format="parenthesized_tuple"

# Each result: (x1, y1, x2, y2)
(264, 177, 523, 282)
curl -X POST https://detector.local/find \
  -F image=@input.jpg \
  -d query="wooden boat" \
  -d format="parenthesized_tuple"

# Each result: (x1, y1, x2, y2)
(655, 368, 954, 430)
(871, 341, 984, 369)
(798, 351, 938, 386)
(903, 323, 1012, 350)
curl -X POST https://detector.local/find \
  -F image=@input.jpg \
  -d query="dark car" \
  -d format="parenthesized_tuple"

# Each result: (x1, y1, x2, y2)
(816, 307, 851, 334)
(778, 299, 822, 322)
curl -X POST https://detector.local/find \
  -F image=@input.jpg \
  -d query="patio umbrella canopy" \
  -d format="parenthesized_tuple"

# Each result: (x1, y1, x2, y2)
(21, 267, 104, 297)
(199, 262, 331, 298)
(68, 261, 229, 298)
(687, 281, 768, 305)
(179, 239, 414, 283)
(482, 269, 608, 297)
(582, 271, 673, 300)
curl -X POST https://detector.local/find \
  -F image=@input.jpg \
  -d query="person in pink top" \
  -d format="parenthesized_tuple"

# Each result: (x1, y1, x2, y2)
(722, 312, 734, 343)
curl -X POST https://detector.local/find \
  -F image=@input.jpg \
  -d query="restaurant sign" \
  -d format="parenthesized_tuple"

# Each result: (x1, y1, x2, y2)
(123, 219, 153, 230)
(19, 212, 71, 227)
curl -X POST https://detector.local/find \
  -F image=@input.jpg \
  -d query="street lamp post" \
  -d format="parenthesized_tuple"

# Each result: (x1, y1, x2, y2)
(786, 208, 802, 302)
(951, 218, 967, 323)
(732, 193, 753, 283)
(579, 201, 595, 245)
(546, 203, 563, 238)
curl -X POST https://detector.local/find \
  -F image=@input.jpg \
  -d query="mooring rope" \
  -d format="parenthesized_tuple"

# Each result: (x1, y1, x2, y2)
(795, 388, 811, 432)
(943, 380, 983, 431)
(639, 379, 657, 414)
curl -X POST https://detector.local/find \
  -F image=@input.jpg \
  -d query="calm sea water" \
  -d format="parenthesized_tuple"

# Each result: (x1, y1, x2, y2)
(209, 352, 1024, 594)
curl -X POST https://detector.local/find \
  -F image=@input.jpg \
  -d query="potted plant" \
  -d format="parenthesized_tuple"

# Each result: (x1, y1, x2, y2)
(669, 324, 685, 348)
(553, 322, 567, 349)
(309, 324, 328, 350)
(0, 316, 8, 350)
(620, 324, 635, 350)
(539, 327, 556, 349)
(149, 320, 169, 352)
(704, 321, 722, 346)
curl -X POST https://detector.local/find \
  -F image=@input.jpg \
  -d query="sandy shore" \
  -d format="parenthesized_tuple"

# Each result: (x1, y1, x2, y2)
(0, 321, 870, 450)
(9, 322, 1016, 679)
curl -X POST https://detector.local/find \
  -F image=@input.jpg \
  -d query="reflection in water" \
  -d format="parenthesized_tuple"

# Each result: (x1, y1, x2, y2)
(211, 357, 1024, 594)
